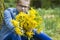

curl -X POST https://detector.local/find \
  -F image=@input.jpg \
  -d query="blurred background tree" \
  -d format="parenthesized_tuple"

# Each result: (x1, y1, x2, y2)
(4, 0, 60, 9)
(30, 0, 60, 9)
(0, 0, 4, 29)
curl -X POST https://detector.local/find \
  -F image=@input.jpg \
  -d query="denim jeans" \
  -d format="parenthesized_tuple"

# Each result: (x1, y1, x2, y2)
(4, 32, 21, 40)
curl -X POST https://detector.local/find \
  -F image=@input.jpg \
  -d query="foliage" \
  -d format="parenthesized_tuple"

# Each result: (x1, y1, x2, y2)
(37, 8, 60, 40)
(4, 0, 60, 9)
(4, 0, 16, 9)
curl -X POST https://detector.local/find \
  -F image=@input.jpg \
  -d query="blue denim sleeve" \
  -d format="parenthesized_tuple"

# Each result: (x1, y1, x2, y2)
(4, 10, 14, 30)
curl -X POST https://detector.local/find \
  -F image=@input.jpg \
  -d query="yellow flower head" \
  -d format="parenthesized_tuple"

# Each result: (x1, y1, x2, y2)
(11, 20, 19, 27)
(26, 31, 34, 38)
(14, 27, 23, 35)
(11, 8, 43, 38)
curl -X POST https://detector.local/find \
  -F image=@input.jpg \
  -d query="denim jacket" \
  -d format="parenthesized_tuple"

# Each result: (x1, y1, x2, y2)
(0, 8, 19, 40)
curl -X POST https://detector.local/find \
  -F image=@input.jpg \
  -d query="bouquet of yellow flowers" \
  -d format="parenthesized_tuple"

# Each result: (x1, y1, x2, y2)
(11, 8, 43, 39)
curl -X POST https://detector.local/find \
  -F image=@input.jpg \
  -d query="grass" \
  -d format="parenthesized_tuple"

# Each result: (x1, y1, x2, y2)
(37, 8, 60, 40)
